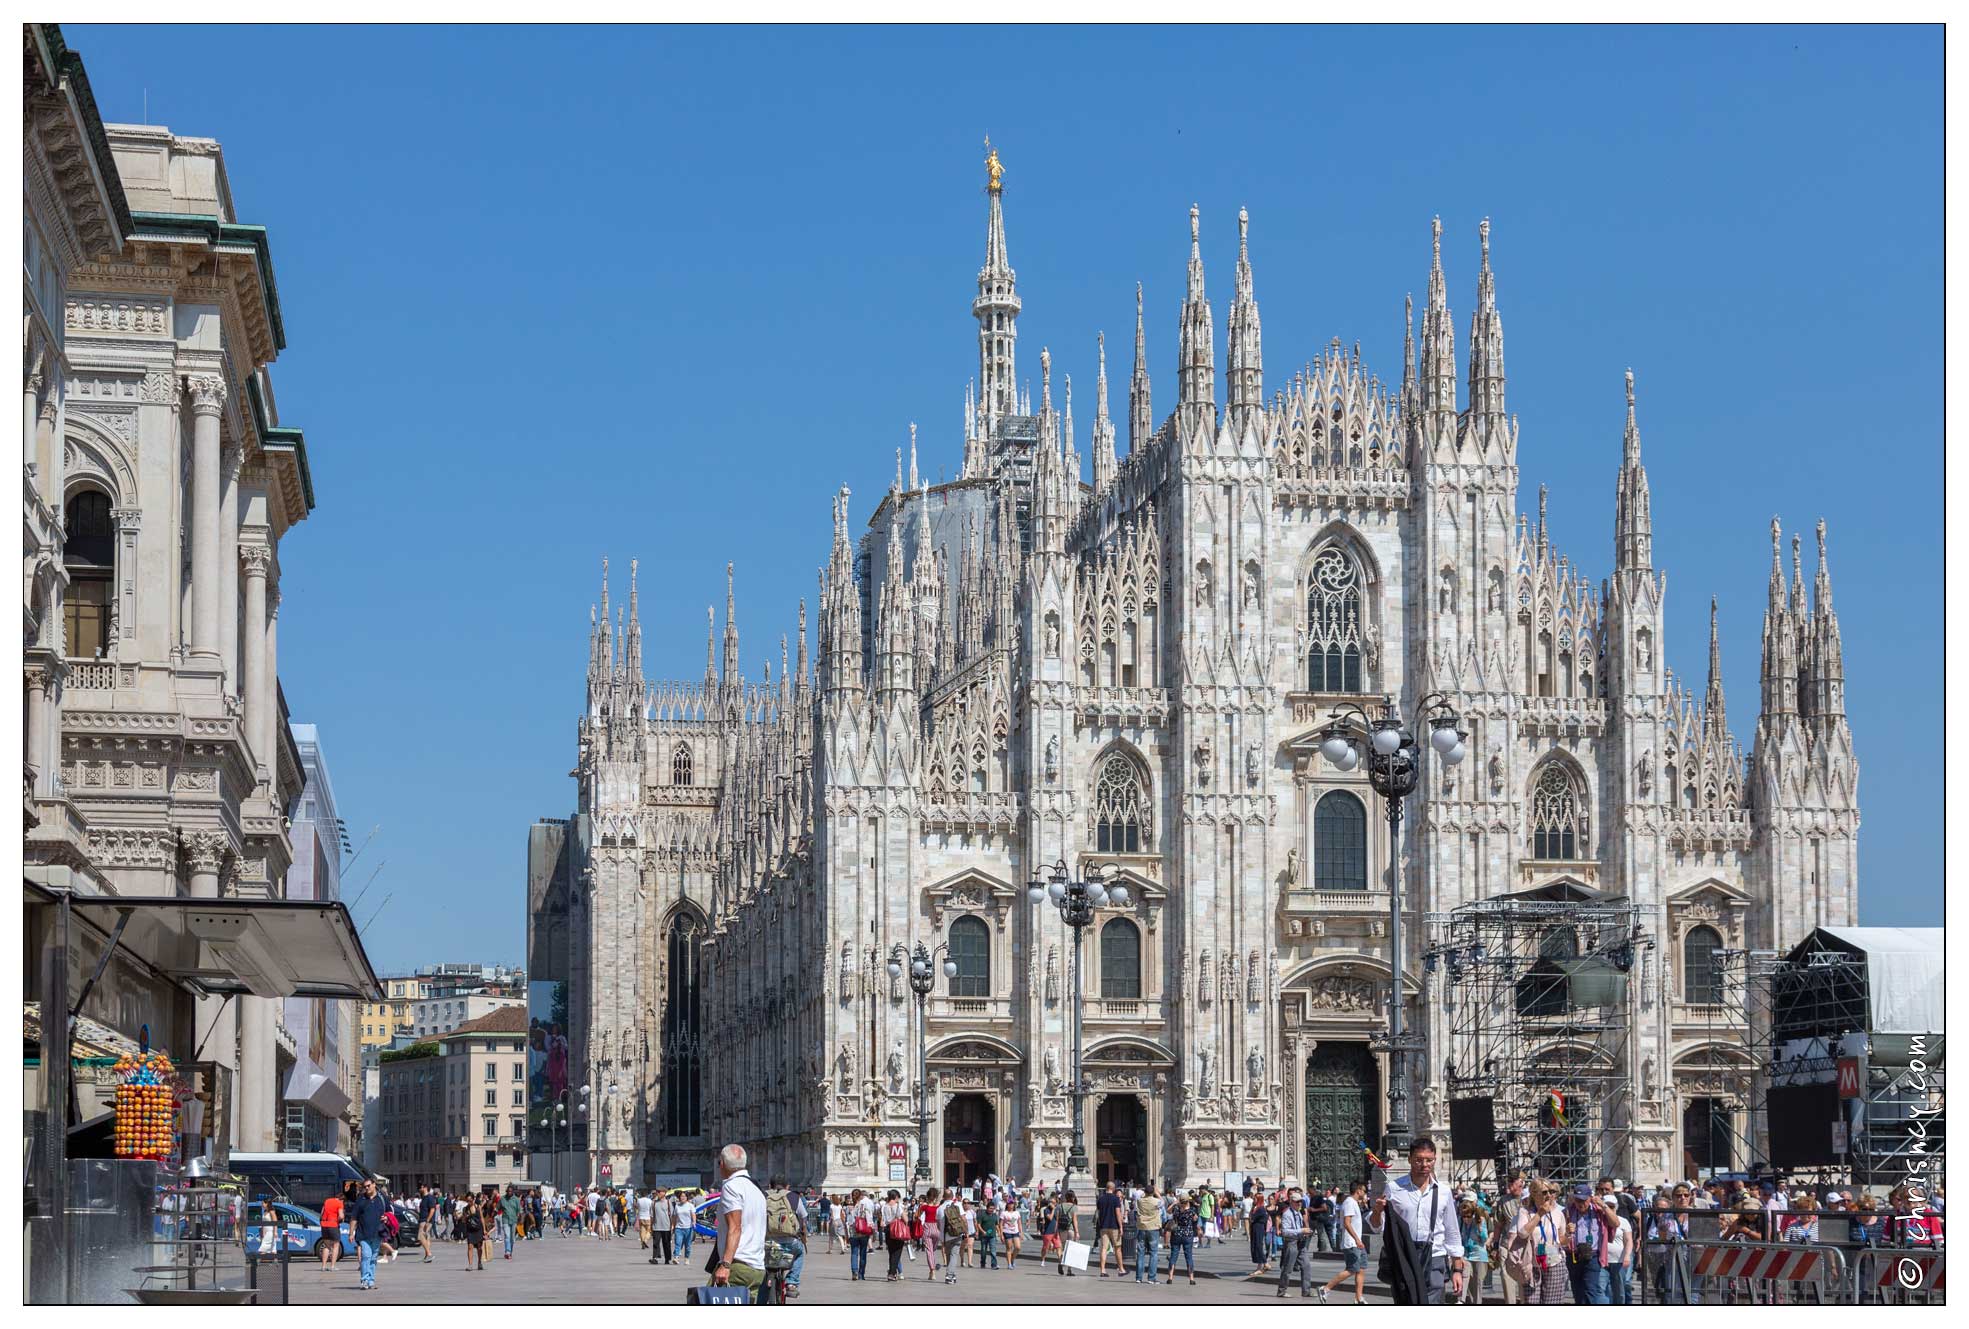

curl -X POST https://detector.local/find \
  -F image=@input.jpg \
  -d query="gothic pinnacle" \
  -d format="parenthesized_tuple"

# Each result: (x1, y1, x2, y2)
(909, 423, 919, 491)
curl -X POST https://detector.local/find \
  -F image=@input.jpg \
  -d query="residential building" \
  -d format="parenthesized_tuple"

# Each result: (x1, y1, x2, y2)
(410, 992, 522, 1040)
(436, 1006, 530, 1192)
(371, 1041, 442, 1193)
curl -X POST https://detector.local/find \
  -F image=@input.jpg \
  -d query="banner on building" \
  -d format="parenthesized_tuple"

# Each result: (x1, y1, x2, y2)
(527, 979, 570, 1136)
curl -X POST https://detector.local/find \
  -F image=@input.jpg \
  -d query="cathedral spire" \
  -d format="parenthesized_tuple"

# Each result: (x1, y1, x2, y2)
(974, 137, 1022, 427)
(1760, 518, 1796, 719)
(1178, 205, 1216, 434)
(1705, 595, 1727, 741)
(796, 598, 809, 693)
(1614, 369, 1652, 573)
(1466, 217, 1506, 427)
(1790, 533, 1806, 615)
(1811, 519, 1846, 723)
(1129, 281, 1152, 454)
(1401, 292, 1417, 419)
(1093, 331, 1118, 491)
(908, 422, 919, 491)
(625, 556, 644, 697)
(723, 561, 740, 686)
(1226, 205, 1263, 423)
(705, 605, 717, 692)
(1420, 216, 1457, 421)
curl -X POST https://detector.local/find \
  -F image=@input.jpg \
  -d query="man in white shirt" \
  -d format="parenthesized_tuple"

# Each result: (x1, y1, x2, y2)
(1319, 1178, 1372, 1304)
(713, 1144, 769, 1301)
(635, 1190, 655, 1251)
(1374, 1136, 1465, 1304)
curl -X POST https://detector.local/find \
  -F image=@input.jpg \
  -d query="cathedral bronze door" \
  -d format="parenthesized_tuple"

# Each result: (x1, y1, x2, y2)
(1095, 1095, 1146, 1187)
(1305, 1043, 1380, 1186)
(942, 1094, 995, 1187)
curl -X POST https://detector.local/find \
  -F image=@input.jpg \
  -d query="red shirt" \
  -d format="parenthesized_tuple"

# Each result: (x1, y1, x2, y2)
(320, 1196, 344, 1229)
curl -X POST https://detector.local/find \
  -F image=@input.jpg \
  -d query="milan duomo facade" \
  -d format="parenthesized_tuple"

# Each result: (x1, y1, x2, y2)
(553, 155, 1859, 1191)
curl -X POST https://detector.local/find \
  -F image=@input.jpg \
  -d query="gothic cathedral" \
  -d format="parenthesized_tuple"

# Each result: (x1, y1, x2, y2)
(554, 149, 1859, 1190)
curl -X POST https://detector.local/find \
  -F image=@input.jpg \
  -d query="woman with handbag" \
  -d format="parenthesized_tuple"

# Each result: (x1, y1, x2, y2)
(879, 1190, 910, 1282)
(846, 1188, 874, 1281)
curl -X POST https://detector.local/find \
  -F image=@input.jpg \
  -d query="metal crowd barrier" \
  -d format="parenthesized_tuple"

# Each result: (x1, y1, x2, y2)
(1638, 1207, 1858, 1305)
(1850, 1249, 1945, 1305)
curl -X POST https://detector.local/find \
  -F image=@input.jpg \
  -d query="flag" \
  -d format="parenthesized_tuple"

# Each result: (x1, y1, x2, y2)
(1361, 1140, 1388, 1169)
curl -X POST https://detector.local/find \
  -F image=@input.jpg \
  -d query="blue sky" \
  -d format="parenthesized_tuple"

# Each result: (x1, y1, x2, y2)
(68, 24, 1941, 970)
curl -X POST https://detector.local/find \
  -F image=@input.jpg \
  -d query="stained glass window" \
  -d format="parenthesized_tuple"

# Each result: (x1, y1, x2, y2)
(1306, 547, 1363, 693)
(1313, 791, 1367, 891)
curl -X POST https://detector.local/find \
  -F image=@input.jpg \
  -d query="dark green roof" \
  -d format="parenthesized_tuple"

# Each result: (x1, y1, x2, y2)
(37, 25, 134, 241)
(245, 375, 316, 512)
(128, 210, 287, 352)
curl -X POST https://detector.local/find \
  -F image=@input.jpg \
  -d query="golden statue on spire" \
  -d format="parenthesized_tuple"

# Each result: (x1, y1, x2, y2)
(984, 135, 1004, 194)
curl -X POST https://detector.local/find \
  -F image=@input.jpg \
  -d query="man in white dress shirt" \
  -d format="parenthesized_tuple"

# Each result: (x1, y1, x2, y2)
(1373, 1136, 1466, 1304)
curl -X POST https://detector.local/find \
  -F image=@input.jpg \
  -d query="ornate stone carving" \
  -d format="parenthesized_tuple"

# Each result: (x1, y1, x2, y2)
(180, 828, 228, 874)
(140, 371, 174, 403)
(886, 1048, 905, 1095)
(1305, 976, 1377, 1013)
(1247, 1047, 1265, 1092)
(239, 543, 273, 576)
(185, 374, 227, 414)
(1199, 1048, 1215, 1097)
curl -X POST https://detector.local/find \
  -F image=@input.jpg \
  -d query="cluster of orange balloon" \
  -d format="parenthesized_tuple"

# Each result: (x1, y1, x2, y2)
(113, 1050, 177, 1159)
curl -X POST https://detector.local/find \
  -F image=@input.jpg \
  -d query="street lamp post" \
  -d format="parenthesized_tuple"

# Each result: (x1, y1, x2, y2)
(887, 942, 959, 1191)
(1027, 860, 1132, 1185)
(1310, 693, 1465, 1158)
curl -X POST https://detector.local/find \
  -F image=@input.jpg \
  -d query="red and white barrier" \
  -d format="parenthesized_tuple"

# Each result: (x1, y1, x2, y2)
(1692, 1244, 1828, 1282)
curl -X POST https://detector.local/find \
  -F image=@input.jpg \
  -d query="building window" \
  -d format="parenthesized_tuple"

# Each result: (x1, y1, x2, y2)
(512, 1062, 524, 1081)
(1100, 918, 1142, 1000)
(484, 1088, 496, 1107)
(947, 916, 990, 997)
(1683, 925, 1725, 1005)
(1529, 763, 1582, 860)
(62, 489, 114, 659)
(511, 1088, 523, 1106)
(485, 1063, 496, 1081)
(1091, 753, 1149, 854)
(1313, 790, 1368, 891)
(672, 744, 693, 785)
(482, 1115, 496, 1137)
(663, 910, 704, 1137)
(1306, 546, 1363, 693)
(485, 1150, 497, 1168)
(511, 1116, 524, 1137)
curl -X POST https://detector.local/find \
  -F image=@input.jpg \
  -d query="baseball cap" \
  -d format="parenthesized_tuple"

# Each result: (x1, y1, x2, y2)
(1758, 1180, 1777, 1193)
(1826, 1192, 1847, 1204)
(1572, 1184, 1593, 1200)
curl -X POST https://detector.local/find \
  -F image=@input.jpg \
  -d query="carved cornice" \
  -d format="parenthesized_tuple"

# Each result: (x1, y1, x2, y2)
(238, 543, 273, 576)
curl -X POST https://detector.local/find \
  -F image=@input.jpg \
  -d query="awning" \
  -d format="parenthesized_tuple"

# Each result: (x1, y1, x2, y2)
(1794, 926, 1945, 1035)
(31, 888, 384, 1002)
(283, 1060, 351, 1118)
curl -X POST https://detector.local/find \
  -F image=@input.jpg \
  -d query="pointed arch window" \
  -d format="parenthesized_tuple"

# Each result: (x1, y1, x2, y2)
(662, 911, 703, 1137)
(1100, 918, 1142, 999)
(1530, 763, 1583, 860)
(1683, 925, 1725, 1005)
(672, 744, 693, 786)
(1313, 790, 1368, 892)
(948, 916, 990, 997)
(63, 489, 114, 659)
(1092, 753, 1150, 853)
(1306, 547, 1363, 692)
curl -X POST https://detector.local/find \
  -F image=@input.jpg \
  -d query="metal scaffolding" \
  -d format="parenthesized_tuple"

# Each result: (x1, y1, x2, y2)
(1429, 888, 1649, 1188)
(1673, 945, 1779, 1180)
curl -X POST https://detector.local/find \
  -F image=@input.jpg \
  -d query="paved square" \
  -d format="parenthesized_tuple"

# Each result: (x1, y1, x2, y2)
(284, 1230, 1421, 1305)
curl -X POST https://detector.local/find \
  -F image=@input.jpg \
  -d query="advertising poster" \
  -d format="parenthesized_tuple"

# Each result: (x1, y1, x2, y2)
(527, 979, 569, 1132)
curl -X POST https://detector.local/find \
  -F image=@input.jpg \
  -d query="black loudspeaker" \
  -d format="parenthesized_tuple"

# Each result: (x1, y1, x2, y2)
(1449, 1097, 1497, 1158)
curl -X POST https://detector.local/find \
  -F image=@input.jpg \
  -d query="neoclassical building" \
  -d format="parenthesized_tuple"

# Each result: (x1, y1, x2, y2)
(553, 148, 1859, 1190)
(24, 22, 319, 1156)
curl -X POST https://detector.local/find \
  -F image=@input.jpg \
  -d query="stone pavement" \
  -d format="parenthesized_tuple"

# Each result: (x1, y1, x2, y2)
(283, 1228, 1442, 1305)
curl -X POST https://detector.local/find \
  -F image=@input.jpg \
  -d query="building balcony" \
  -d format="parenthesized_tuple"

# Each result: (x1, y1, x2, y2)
(1278, 886, 1395, 940)
(927, 995, 1012, 1025)
(1086, 997, 1165, 1025)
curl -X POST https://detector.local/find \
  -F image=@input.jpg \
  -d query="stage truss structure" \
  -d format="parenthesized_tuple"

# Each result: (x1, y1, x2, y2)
(1428, 891, 1650, 1188)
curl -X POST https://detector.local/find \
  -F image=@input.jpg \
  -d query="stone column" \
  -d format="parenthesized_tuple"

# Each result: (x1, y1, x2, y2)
(25, 663, 51, 799)
(37, 391, 60, 513)
(183, 829, 239, 1144)
(219, 448, 242, 693)
(240, 541, 272, 782)
(239, 997, 276, 1151)
(25, 366, 44, 487)
(262, 583, 280, 776)
(186, 376, 226, 660)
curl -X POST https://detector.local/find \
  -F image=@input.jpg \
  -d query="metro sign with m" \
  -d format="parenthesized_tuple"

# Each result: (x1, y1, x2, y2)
(1837, 1057, 1863, 1099)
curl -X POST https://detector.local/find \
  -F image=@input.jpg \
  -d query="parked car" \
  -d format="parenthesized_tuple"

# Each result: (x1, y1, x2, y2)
(246, 1200, 355, 1260)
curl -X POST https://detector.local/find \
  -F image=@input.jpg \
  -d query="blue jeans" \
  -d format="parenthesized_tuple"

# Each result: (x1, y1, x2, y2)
(780, 1236, 805, 1287)
(1609, 1263, 1631, 1305)
(1135, 1233, 1162, 1282)
(358, 1239, 378, 1287)
(981, 1236, 999, 1268)
(1570, 1257, 1609, 1305)
(1168, 1235, 1195, 1277)
(848, 1236, 870, 1279)
(676, 1225, 693, 1258)
(502, 1222, 515, 1256)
